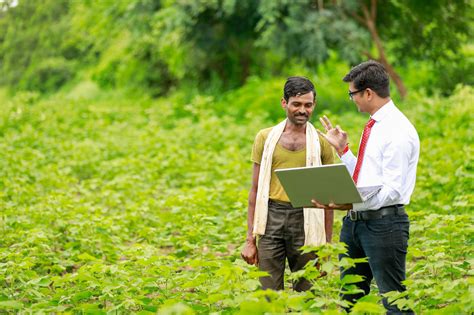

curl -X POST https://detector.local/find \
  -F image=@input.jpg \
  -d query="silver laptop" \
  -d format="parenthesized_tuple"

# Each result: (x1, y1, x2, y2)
(275, 164, 380, 208)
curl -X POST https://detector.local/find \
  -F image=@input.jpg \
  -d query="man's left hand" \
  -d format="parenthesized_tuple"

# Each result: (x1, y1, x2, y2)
(311, 199, 352, 210)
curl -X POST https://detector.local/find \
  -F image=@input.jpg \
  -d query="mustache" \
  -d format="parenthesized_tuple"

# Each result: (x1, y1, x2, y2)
(295, 113, 308, 117)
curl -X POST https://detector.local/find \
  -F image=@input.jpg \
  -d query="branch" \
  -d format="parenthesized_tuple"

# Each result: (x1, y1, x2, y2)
(317, 0, 324, 11)
(371, 0, 377, 21)
(361, 3, 370, 21)
(350, 11, 366, 25)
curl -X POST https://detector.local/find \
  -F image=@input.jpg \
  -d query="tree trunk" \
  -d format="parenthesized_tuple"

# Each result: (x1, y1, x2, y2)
(362, 1, 407, 99)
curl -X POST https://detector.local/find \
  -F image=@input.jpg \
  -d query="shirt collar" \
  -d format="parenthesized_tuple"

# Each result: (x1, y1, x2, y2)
(370, 100, 394, 122)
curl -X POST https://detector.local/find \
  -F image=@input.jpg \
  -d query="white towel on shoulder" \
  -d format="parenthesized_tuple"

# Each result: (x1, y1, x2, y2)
(253, 119, 326, 246)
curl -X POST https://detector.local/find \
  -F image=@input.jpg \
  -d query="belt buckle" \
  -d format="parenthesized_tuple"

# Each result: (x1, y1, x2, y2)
(349, 210, 358, 221)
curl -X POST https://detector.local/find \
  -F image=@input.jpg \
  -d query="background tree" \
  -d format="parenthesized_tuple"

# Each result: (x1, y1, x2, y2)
(256, 0, 472, 98)
(338, 0, 472, 97)
(0, 0, 471, 96)
(0, 0, 73, 93)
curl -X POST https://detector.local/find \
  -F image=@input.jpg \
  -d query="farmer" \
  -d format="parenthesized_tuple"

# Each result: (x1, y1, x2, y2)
(241, 76, 334, 291)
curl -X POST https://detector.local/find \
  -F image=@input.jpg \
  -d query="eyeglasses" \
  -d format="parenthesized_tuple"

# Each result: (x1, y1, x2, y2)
(348, 89, 366, 100)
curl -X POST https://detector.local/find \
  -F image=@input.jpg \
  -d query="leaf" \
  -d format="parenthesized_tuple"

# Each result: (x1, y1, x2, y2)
(72, 291, 94, 302)
(28, 276, 51, 287)
(351, 301, 385, 314)
(206, 293, 226, 303)
(341, 274, 365, 285)
(77, 252, 98, 261)
(158, 301, 195, 315)
(0, 301, 23, 309)
(321, 261, 335, 273)
(310, 300, 326, 308)
(238, 300, 274, 314)
(287, 295, 306, 310)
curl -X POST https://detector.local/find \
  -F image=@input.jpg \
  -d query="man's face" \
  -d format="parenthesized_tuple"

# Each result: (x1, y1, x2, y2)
(349, 82, 368, 113)
(281, 92, 315, 126)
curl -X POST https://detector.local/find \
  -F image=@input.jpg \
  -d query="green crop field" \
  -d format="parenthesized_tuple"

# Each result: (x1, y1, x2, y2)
(0, 83, 472, 313)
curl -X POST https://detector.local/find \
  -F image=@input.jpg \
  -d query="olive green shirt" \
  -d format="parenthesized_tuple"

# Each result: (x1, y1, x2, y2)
(251, 127, 335, 202)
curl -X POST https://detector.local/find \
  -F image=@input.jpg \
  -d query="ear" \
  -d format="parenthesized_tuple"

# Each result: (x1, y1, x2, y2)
(366, 88, 374, 101)
(281, 97, 287, 109)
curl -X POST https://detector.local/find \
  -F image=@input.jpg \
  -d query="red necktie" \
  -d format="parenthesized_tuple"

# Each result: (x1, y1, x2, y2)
(352, 118, 376, 184)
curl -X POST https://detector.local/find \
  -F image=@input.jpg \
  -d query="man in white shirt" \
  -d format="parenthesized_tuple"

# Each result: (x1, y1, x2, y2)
(313, 60, 419, 314)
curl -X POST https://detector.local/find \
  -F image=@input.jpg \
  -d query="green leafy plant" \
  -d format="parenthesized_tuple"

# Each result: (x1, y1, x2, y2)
(0, 80, 472, 313)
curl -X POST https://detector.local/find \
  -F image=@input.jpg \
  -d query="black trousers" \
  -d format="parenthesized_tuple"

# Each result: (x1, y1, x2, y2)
(339, 209, 413, 314)
(257, 199, 315, 291)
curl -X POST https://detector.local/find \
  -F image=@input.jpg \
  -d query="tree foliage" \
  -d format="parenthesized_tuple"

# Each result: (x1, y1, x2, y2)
(0, 0, 72, 92)
(256, 0, 473, 97)
(0, 0, 471, 95)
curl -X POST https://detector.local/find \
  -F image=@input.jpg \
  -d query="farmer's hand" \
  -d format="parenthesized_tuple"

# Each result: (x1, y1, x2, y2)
(241, 238, 258, 266)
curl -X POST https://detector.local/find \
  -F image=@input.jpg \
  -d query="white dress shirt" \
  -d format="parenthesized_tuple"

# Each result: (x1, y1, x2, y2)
(341, 100, 420, 211)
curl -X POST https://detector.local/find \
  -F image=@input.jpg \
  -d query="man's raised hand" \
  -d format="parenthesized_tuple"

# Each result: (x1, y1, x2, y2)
(318, 115, 348, 153)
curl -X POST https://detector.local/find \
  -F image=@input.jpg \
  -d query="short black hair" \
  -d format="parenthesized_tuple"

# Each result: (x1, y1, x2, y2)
(343, 60, 390, 98)
(283, 76, 316, 102)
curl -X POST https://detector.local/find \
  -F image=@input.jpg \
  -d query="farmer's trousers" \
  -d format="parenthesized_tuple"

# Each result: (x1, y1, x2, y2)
(257, 199, 315, 291)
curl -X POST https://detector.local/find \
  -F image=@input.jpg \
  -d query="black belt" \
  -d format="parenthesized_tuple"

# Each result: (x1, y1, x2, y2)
(348, 204, 406, 221)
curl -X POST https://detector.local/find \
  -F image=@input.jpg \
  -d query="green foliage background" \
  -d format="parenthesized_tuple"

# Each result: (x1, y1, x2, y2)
(0, 0, 473, 313)
(1, 0, 472, 95)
